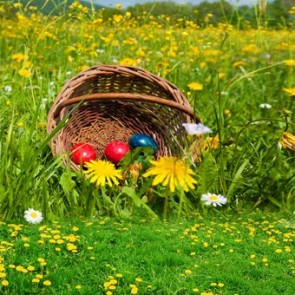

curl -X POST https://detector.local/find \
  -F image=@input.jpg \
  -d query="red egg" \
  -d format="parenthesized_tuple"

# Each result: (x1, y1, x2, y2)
(71, 143, 96, 166)
(105, 141, 130, 164)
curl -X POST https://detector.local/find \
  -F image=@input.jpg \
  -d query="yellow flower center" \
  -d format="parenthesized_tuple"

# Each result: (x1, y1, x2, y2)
(209, 195, 218, 201)
(30, 212, 38, 218)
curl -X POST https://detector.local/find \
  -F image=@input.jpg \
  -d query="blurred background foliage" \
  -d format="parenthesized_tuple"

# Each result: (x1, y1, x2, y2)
(3, 0, 295, 28)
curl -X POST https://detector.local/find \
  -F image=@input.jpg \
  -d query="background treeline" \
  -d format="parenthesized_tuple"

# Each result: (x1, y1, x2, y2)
(3, 0, 295, 28)
(127, 0, 294, 28)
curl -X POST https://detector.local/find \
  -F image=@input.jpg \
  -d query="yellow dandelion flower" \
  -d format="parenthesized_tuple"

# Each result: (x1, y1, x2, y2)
(109, 279, 118, 285)
(143, 157, 197, 192)
(201, 134, 219, 151)
(187, 82, 203, 91)
(113, 14, 123, 23)
(224, 109, 231, 117)
(43, 280, 51, 286)
(16, 265, 24, 272)
(13, 3, 22, 8)
(84, 160, 122, 187)
(118, 57, 137, 66)
(37, 258, 45, 263)
(282, 87, 295, 97)
(233, 61, 247, 68)
(18, 68, 31, 78)
(11, 53, 25, 62)
(131, 285, 138, 294)
(1, 280, 9, 286)
(279, 132, 295, 151)
(67, 243, 77, 251)
(283, 59, 295, 67)
(218, 72, 226, 79)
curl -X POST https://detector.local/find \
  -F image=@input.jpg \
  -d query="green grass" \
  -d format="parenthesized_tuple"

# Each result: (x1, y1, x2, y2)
(0, 212, 294, 294)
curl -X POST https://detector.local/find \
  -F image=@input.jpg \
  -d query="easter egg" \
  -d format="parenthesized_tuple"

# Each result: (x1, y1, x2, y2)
(105, 141, 130, 164)
(71, 143, 96, 166)
(129, 134, 158, 153)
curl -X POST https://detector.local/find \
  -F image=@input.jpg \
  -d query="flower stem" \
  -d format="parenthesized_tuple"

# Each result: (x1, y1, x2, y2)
(178, 189, 184, 217)
(163, 194, 169, 220)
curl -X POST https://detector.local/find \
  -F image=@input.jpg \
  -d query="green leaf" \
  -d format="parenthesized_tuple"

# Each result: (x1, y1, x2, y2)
(119, 186, 158, 218)
(119, 147, 154, 168)
(227, 159, 249, 199)
(267, 196, 282, 208)
(120, 187, 139, 206)
(196, 151, 219, 194)
(59, 170, 77, 194)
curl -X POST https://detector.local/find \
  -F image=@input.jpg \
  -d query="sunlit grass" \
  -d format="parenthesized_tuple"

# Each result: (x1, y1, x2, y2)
(0, 212, 294, 294)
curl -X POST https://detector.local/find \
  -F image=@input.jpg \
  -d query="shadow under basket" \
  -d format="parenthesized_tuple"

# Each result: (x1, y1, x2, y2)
(47, 64, 201, 170)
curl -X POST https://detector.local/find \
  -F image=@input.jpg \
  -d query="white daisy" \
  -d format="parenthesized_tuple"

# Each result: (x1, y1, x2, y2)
(201, 193, 227, 207)
(259, 103, 272, 109)
(4, 85, 12, 93)
(24, 208, 43, 224)
(182, 123, 213, 135)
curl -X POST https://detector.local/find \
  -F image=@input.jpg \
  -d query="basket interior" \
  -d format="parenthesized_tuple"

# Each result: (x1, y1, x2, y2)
(54, 100, 189, 164)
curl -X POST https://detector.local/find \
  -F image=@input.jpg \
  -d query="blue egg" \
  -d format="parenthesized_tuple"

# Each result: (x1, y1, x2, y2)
(129, 134, 158, 153)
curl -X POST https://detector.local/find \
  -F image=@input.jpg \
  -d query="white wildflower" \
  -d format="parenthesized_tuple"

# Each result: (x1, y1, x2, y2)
(201, 193, 227, 207)
(24, 208, 43, 224)
(182, 123, 213, 135)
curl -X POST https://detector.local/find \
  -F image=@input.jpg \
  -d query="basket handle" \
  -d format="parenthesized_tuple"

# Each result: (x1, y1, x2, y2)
(53, 92, 199, 120)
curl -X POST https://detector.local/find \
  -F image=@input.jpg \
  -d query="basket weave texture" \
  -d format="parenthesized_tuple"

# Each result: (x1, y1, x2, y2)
(47, 65, 201, 169)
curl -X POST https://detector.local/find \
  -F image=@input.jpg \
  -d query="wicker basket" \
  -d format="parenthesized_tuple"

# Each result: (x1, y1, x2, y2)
(47, 64, 201, 169)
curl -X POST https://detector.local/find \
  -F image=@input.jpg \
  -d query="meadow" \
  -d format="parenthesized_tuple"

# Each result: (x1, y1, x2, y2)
(0, 1, 294, 293)
(0, 213, 294, 294)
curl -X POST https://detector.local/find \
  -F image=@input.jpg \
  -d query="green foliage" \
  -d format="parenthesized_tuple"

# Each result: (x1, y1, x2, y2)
(4, 0, 295, 28)
(196, 150, 219, 194)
